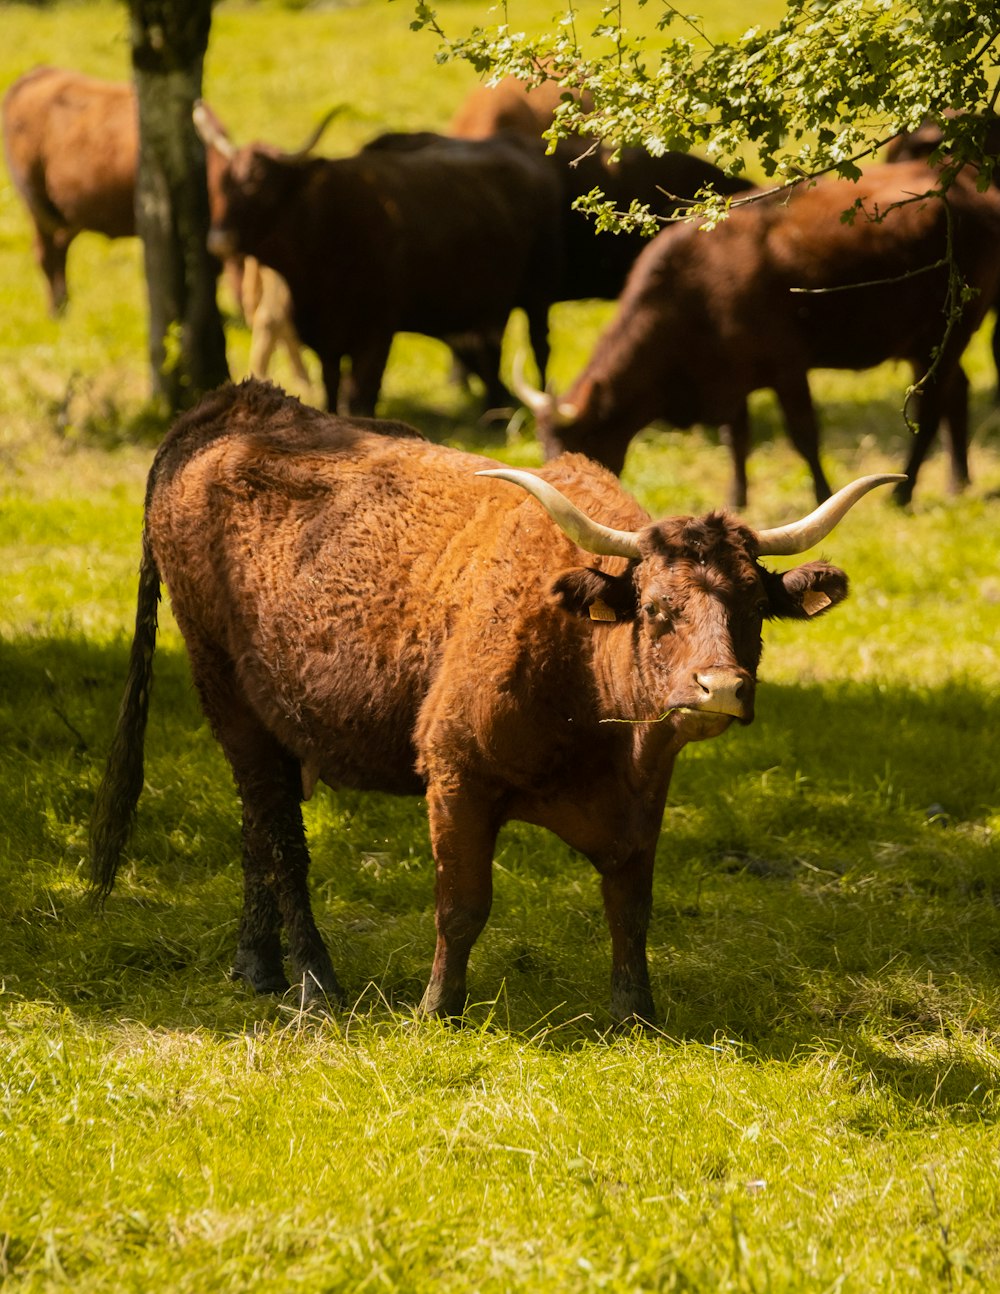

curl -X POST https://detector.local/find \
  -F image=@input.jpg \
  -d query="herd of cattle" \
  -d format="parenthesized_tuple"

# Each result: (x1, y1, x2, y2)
(4, 65, 996, 1020)
(5, 65, 1000, 506)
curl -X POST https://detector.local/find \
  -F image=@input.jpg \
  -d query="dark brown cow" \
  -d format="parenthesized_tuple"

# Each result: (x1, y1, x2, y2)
(361, 128, 753, 395)
(194, 107, 562, 415)
(547, 140, 754, 304)
(1, 67, 239, 314)
(90, 379, 899, 1023)
(450, 75, 755, 306)
(517, 160, 1000, 507)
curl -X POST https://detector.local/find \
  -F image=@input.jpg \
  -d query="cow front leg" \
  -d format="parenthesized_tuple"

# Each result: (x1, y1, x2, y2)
(598, 850, 656, 1026)
(420, 784, 500, 1020)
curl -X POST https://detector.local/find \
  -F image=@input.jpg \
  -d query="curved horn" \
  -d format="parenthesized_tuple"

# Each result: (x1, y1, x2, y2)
(193, 101, 235, 160)
(476, 467, 643, 558)
(510, 354, 579, 426)
(510, 352, 555, 419)
(755, 474, 905, 556)
(286, 105, 344, 161)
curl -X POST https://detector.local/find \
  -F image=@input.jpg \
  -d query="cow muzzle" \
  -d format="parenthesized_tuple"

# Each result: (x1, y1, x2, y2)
(665, 669, 754, 741)
(693, 669, 753, 720)
(207, 227, 238, 259)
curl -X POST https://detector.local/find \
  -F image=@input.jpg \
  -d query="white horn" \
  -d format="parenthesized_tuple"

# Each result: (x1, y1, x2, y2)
(477, 467, 643, 558)
(193, 101, 235, 160)
(755, 474, 905, 556)
(510, 352, 555, 419)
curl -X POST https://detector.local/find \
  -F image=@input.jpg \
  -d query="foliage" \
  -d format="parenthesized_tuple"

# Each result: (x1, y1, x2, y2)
(414, 0, 1000, 184)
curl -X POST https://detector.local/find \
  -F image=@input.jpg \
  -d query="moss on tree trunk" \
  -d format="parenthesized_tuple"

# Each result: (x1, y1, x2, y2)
(130, 1, 228, 411)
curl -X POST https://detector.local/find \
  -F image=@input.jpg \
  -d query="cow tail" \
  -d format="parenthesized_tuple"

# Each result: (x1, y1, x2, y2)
(88, 531, 162, 904)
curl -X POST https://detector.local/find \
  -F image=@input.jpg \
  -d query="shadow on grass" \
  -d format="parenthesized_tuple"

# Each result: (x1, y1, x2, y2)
(2, 633, 999, 1106)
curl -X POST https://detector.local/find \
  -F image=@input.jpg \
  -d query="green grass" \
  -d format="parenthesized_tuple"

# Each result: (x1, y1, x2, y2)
(3, 1, 1000, 1289)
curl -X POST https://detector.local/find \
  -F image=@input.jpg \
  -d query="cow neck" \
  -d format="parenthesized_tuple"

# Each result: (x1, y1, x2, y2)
(588, 616, 690, 762)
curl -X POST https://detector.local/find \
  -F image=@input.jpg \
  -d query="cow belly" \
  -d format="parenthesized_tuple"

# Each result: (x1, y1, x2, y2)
(234, 646, 428, 796)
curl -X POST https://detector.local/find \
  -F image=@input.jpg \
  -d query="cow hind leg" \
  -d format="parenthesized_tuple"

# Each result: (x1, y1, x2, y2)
(774, 373, 832, 503)
(420, 783, 500, 1020)
(192, 649, 344, 1008)
(34, 223, 71, 315)
(235, 746, 344, 1010)
(941, 364, 970, 495)
(894, 363, 961, 505)
(992, 313, 1000, 404)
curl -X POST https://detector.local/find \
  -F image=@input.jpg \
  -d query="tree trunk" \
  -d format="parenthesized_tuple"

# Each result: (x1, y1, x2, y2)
(129, 1, 228, 411)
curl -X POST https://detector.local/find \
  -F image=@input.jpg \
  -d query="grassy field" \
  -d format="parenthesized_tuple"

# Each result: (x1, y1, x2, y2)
(3, 1, 1000, 1289)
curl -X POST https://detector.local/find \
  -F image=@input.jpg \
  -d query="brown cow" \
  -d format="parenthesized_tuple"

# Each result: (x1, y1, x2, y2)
(90, 379, 899, 1024)
(1, 68, 330, 315)
(2, 67, 137, 313)
(516, 160, 1000, 507)
(886, 111, 1000, 401)
(194, 107, 563, 415)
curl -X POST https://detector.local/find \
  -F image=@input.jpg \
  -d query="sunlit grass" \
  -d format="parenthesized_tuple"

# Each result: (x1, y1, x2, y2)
(2, 1, 1000, 1290)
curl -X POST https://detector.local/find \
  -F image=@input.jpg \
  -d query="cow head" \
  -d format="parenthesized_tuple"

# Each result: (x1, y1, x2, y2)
(478, 469, 901, 740)
(193, 102, 340, 260)
(509, 355, 639, 474)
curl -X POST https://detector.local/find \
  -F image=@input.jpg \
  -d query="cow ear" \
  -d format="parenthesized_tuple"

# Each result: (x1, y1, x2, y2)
(550, 567, 637, 622)
(767, 561, 849, 620)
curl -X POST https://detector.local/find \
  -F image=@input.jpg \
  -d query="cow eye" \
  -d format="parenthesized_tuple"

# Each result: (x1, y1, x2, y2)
(643, 601, 657, 618)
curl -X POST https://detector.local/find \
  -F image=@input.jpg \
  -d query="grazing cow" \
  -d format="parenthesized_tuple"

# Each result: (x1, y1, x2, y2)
(241, 256, 312, 391)
(515, 160, 1000, 506)
(194, 107, 563, 415)
(1, 67, 243, 314)
(90, 379, 899, 1023)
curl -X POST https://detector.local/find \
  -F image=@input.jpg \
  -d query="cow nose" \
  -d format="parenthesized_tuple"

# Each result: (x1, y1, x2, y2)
(207, 228, 237, 258)
(694, 669, 749, 719)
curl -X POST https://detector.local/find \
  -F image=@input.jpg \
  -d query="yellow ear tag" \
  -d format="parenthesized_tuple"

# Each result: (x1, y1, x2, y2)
(802, 589, 832, 617)
(589, 597, 617, 623)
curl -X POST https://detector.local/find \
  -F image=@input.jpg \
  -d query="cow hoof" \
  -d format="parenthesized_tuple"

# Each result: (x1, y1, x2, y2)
(288, 969, 346, 1014)
(419, 980, 468, 1022)
(609, 981, 656, 1031)
(231, 948, 290, 996)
